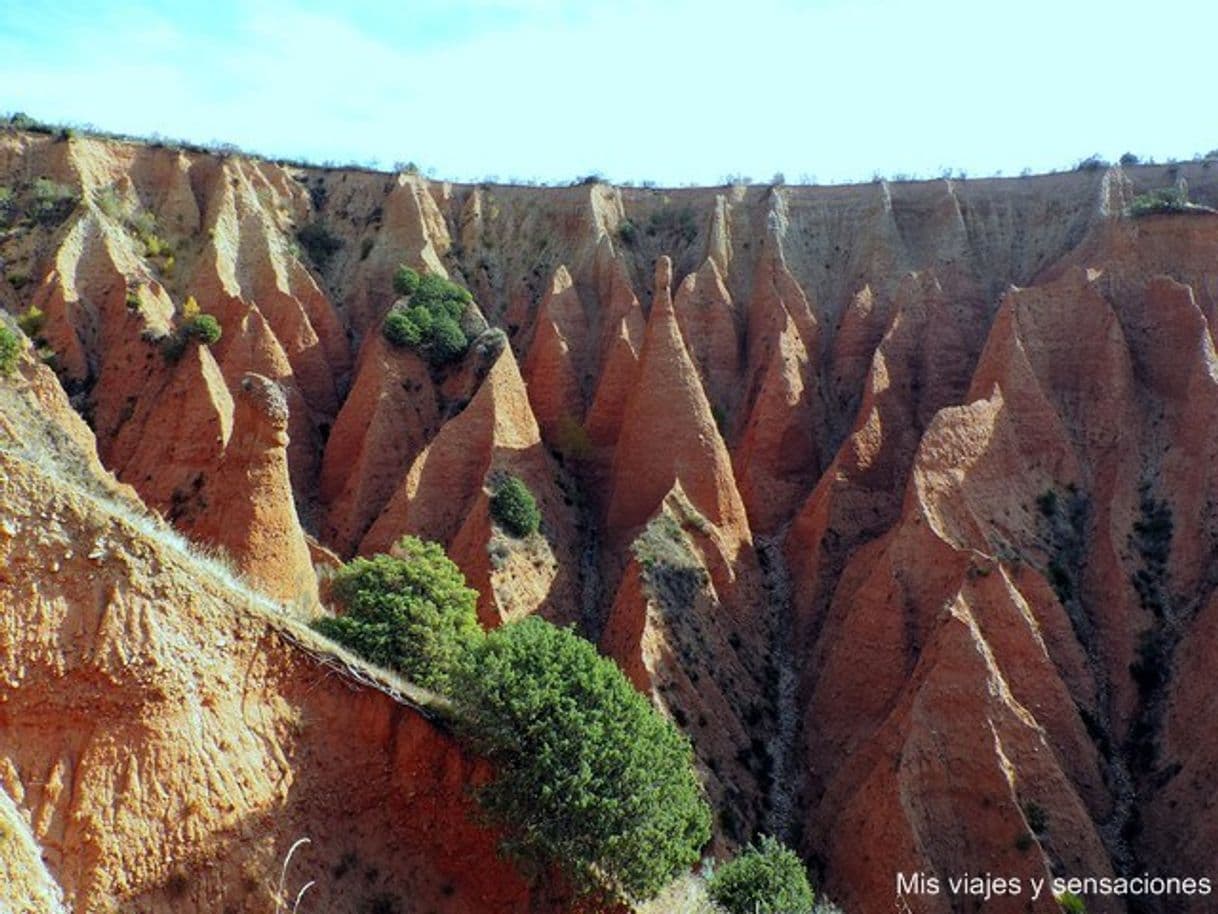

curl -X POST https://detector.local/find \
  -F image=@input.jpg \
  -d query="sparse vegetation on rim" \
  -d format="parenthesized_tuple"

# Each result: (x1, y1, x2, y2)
(1129, 186, 1190, 216)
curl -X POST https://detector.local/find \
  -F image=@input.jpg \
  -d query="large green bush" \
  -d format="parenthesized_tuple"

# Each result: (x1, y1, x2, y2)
(310, 536, 481, 690)
(0, 324, 21, 376)
(381, 270, 473, 367)
(393, 264, 421, 296)
(708, 836, 815, 914)
(489, 475, 541, 537)
(451, 617, 712, 901)
(416, 271, 473, 309)
(427, 314, 468, 365)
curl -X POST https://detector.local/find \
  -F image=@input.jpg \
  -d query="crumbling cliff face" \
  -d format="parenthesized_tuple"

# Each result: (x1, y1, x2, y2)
(0, 351, 537, 914)
(5, 124, 1218, 913)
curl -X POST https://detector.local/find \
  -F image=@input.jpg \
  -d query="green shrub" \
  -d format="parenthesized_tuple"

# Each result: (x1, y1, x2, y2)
(311, 536, 481, 690)
(7, 112, 56, 134)
(555, 414, 594, 461)
(162, 312, 222, 361)
(30, 177, 78, 227)
(94, 185, 126, 220)
(393, 264, 421, 296)
(427, 314, 467, 365)
(1023, 800, 1048, 834)
(128, 208, 158, 241)
(1130, 187, 1189, 216)
(383, 308, 424, 348)
(296, 222, 343, 269)
(0, 324, 21, 376)
(182, 313, 222, 345)
(143, 233, 171, 258)
(415, 272, 472, 309)
(380, 271, 473, 367)
(708, 836, 815, 914)
(1057, 891, 1088, 914)
(490, 475, 541, 537)
(647, 206, 698, 245)
(16, 306, 43, 338)
(451, 618, 711, 901)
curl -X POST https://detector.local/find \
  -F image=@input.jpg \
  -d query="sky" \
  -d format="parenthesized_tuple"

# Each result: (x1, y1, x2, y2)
(1, 0, 1215, 186)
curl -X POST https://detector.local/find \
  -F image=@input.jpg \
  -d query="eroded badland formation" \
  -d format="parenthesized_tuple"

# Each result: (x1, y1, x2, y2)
(3, 125, 1218, 914)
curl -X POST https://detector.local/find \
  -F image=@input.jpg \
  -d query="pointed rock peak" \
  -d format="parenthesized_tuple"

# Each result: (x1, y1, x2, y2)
(180, 342, 236, 448)
(593, 236, 642, 324)
(592, 231, 616, 268)
(673, 256, 740, 416)
(524, 267, 586, 439)
(678, 256, 730, 301)
(109, 342, 234, 511)
(382, 175, 451, 278)
(838, 284, 879, 329)
(190, 371, 317, 607)
(691, 258, 725, 297)
(588, 181, 626, 241)
(1098, 165, 1133, 219)
(234, 373, 291, 447)
(913, 387, 1005, 492)
(536, 263, 585, 336)
(890, 270, 947, 324)
(655, 255, 673, 289)
(1059, 264, 1101, 292)
(707, 194, 732, 276)
(897, 269, 944, 298)
(1123, 276, 1218, 398)
(652, 256, 674, 314)
(459, 187, 484, 250)
(358, 344, 548, 557)
(765, 185, 790, 245)
(548, 263, 575, 297)
(874, 176, 894, 212)
(607, 263, 751, 548)
(658, 481, 716, 536)
(749, 247, 818, 340)
(473, 345, 542, 450)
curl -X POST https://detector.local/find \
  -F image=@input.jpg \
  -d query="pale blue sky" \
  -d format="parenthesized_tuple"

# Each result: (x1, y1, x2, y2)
(1, 0, 1215, 185)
